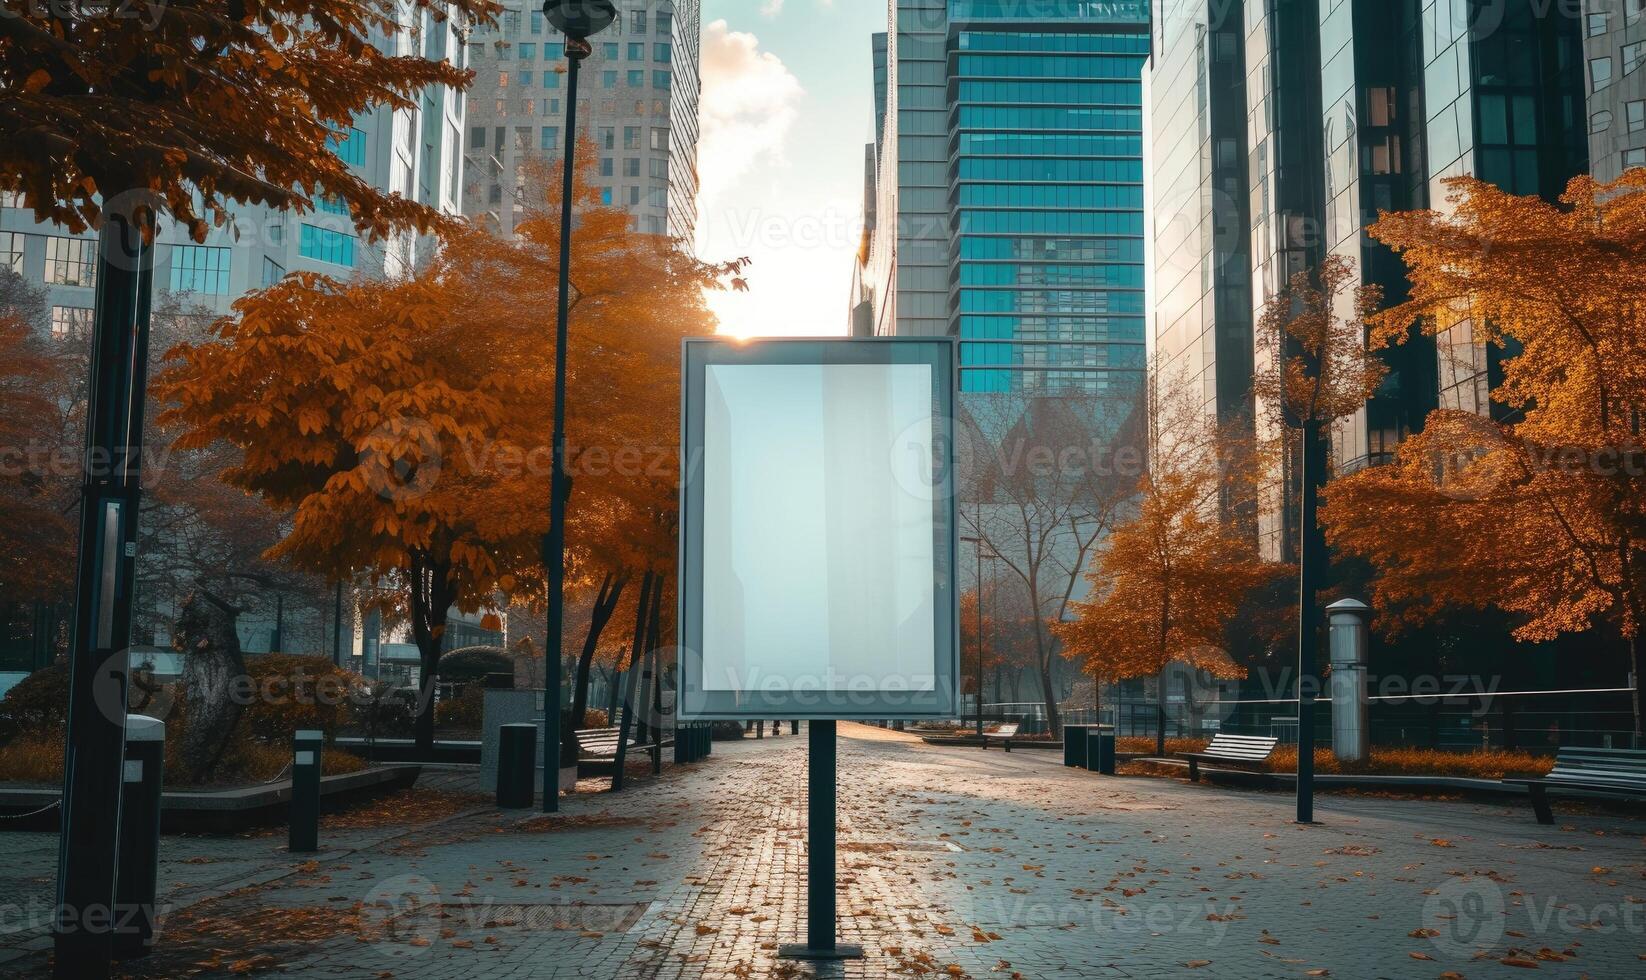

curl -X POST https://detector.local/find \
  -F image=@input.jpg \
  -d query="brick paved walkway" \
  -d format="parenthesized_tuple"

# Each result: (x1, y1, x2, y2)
(2, 723, 1643, 978)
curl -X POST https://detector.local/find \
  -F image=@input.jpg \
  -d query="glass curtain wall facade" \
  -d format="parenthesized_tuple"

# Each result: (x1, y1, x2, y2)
(1428, 0, 1588, 418)
(1148, 0, 1253, 424)
(1246, 0, 1327, 560)
(949, 1, 1151, 394)
(1321, 0, 1436, 474)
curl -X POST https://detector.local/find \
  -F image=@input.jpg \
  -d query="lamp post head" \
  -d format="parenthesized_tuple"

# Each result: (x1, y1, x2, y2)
(543, 1, 618, 40)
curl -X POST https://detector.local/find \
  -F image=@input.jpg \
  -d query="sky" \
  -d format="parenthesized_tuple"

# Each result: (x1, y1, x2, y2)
(695, 0, 886, 339)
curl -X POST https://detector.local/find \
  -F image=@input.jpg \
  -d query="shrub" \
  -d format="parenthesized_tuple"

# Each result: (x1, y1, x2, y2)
(0, 663, 70, 739)
(436, 647, 513, 686)
(583, 708, 609, 729)
(350, 681, 418, 737)
(436, 686, 483, 730)
(239, 654, 364, 742)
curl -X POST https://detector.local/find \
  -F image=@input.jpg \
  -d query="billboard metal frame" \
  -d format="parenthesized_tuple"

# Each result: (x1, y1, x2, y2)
(677, 336, 960, 720)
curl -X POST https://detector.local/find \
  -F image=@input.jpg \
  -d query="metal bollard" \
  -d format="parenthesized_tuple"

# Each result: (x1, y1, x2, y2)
(289, 729, 323, 853)
(113, 715, 164, 960)
(497, 723, 537, 808)
(1064, 724, 1089, 768)
(1327, 598, 1372, 762)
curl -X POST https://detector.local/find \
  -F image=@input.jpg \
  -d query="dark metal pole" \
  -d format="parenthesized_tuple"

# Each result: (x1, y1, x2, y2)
(332, 581, 344, 666)
(779, 721, 861, 960)
(975, 515, 984, 739)
(1296, 417, 1327, 824)
(55, 210, 155, 979)
(542, 40, 588, 813)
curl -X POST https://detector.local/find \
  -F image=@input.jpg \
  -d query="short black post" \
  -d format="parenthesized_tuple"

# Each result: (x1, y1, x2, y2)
(1064, 724, 1088, 767)
(779, 721, 862, 961)
(289, 729, 322, 853)
(497, 723, 536, 808)
(113, 715, 164, 961)
(790, 720, 799, 734)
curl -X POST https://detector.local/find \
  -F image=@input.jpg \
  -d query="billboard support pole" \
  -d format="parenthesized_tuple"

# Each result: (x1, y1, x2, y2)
(779, 720, 862, 961)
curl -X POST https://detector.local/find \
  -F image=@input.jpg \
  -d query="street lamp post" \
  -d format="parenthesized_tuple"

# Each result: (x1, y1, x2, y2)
(960, 534, 993, 739)
(540, 1, 617, 813)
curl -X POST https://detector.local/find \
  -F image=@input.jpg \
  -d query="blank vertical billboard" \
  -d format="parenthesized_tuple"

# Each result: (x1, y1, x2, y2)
(678, 338, 959, 719)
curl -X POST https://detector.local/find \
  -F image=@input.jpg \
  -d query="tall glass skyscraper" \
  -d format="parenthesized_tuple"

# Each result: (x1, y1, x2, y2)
(950, 1, 1151, 393)
(860, 0, 1151, 395)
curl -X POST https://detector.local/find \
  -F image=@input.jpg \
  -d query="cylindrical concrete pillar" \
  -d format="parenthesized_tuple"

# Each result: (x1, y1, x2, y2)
(1327, 598, 1371, 762)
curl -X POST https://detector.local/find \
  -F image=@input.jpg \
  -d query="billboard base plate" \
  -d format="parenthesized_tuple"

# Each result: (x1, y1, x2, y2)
(777, 944, 863, 961)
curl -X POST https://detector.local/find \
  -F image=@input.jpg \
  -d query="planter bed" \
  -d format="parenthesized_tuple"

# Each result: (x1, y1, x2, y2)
(0, 764, 421, 834)
(917, 733, 1063, 750)
(335, 736, 481, 764)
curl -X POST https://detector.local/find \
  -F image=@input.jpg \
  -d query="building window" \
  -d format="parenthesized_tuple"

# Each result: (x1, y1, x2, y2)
(169, 245, 231, 295)
(470, 126, 486, 149)
(654, 43, 671, 63)
(50, 306, 92, 339)
(530, 10, 543, 33)
(1626, 42, 1645, 76)
(1627, 148, 1646, 170)
(624, 126, 640, 150)
(299, 224, 356, 266)
(44, 236, 96, 287)
(603, 70, 617, 88)
(544, 41, 563, 60)
(540, 125, 559, 150)
(602, 42, 618, 59)
(652, 70, 670, 90)
(630, 10, 646, 33)
(600, 157, 613, 177)
(0, 231, 22, 275)
(519, 42, 536, 60)
(628, 69, 644, 87)
(544, 70, 560, 88)
(628, 42, 643, 60)
(601, 187, 613, 205)
(262, 257, 286, 287)
(624, 157, 640, 177)
(1593, 109, 1615, 133)
(650, 128, 668, 151)
(1628, 100, 1646, 133)
(600, 126, 615, 150)
(628, 185, 640, 206)
(658, 11, 672, 35)
(331, 126, 367, 166)
(1589, 12, 1609, 36)
(1592, 56, 1615, 91)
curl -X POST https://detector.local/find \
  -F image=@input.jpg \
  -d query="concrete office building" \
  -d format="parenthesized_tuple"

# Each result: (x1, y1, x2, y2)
(1584, 0, 1646, 183)
(461, 0, 701, 243)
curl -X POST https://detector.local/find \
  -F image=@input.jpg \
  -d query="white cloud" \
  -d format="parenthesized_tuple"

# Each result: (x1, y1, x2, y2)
(760, 0, 785, 16)
(696, 19, 804, 220)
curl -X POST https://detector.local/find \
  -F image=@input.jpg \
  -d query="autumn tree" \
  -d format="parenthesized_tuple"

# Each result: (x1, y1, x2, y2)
(0, 273, 75, 610)
(159, 160, 727, 750)
(1324, 171, 1646, 738)
(1055, 366, 1276, 754)
(959, 390, 1139, 736)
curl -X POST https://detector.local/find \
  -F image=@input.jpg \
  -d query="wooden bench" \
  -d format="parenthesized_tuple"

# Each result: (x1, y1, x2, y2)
(982, 722, 1021, 751)
(574, 727, 672, 762)
(1177, 734, 1279, 782)
(1503, 746, 1646, 824)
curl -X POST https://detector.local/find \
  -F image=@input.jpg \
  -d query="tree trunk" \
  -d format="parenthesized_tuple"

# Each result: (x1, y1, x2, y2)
(409, 555, 454, 753)
(1156, 668, 1168, 757)
(646, 579, 665, 774)
(175, 590, 247, 783)
(610, 572, 655, 791)
(567, 573, 626, 763)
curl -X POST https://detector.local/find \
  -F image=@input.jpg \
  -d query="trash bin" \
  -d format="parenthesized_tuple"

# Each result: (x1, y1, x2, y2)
(1063, 724, 1093, 768)
(1086, 725, 1116, 775)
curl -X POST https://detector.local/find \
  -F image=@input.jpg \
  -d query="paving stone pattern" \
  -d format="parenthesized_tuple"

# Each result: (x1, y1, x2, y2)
(2, 724, 1644, 978)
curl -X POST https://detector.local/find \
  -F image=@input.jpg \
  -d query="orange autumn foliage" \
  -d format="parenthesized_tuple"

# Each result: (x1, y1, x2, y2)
(0, 1, 501, 239)
(156, 158, 728, 747)
(1323, 172, 1646, 735)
